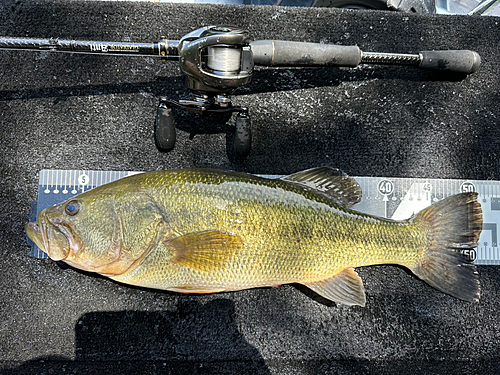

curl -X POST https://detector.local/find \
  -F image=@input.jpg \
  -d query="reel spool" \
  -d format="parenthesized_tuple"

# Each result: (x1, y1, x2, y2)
(178, 26, 254, 92)
(206, 46, 242, 73)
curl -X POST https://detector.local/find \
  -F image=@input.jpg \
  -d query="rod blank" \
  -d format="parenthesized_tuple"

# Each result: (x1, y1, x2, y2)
(0, 36, 180, 59)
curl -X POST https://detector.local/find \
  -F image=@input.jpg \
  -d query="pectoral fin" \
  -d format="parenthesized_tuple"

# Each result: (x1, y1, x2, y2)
(169, 230, 243, 273)
(304, 268, 366, 307)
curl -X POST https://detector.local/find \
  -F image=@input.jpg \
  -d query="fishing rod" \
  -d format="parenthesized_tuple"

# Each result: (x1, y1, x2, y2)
(0, 26, 481, 157)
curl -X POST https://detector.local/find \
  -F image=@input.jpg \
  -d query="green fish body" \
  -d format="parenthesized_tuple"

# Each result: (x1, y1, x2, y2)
(26, 168, 482, 306)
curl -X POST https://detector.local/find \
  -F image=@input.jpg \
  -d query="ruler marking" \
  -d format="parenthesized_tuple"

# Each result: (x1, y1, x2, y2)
(82, 170, 86, 193)
(68, 170, 72, 193)
(53, 170, 56, 194)
(70, 170, 74, 194)
(55, 170, 59, 194)
(62, 170, 67, 194)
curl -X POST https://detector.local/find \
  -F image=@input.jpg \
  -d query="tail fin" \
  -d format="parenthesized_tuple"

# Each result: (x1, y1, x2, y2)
(411, 192, 482, 302)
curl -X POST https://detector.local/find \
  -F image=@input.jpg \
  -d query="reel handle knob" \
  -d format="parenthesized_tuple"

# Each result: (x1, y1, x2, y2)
(154, 103, 176, 152)
(233, 113, 252, 157)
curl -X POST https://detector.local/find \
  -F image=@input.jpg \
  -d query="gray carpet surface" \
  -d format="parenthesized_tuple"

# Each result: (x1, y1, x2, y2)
(1, 1, 499, 373)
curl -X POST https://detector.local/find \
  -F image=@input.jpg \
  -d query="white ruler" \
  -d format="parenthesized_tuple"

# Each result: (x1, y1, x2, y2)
(28, 169, 500, 265)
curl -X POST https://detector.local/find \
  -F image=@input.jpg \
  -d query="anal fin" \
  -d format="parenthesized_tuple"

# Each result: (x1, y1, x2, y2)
(167, 286, 227, 294)
(304, 268, 366, 307)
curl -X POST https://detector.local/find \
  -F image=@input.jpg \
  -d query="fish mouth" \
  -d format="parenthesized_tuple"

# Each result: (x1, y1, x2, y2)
(25, 212, 71, 261)
(26, 221, 46, 254)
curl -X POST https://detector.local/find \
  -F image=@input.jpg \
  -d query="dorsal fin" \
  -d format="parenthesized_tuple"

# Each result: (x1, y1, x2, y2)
(280, 167, 362, 208)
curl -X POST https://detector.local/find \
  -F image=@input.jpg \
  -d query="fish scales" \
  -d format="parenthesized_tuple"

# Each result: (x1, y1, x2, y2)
(111, 170, 424, 289)
(26, 167, 482, 306)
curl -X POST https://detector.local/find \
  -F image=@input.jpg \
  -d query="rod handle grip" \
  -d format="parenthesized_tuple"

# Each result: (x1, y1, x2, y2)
(420, 50, 481, 74)
(251, 40, 361, 67)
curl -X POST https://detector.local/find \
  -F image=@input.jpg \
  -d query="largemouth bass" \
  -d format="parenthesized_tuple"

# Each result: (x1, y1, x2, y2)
(26, 167, 482, 306)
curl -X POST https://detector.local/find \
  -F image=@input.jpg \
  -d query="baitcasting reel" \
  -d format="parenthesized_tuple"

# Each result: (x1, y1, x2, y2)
(155, 26, 254, 157)
(0, 26, 481, 157)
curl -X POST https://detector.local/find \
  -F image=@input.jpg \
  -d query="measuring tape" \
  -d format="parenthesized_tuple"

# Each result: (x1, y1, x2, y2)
(28, 169, 500, 265)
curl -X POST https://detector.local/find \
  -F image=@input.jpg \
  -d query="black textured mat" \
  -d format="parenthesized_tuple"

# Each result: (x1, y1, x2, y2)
(1, 1, 499, 373)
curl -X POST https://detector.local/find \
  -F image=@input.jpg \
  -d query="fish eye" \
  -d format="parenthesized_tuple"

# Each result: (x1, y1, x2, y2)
(65, 201, 80, 216)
